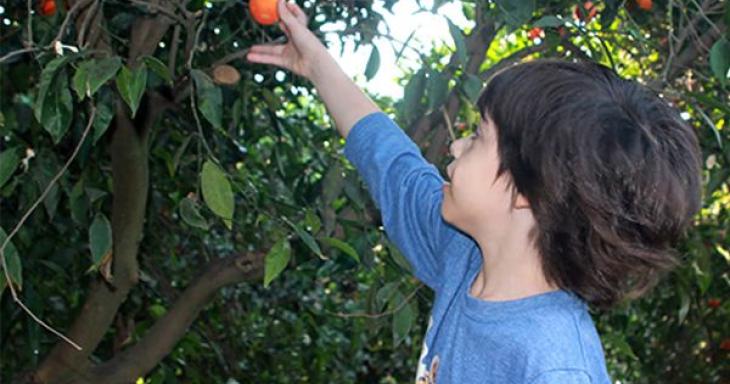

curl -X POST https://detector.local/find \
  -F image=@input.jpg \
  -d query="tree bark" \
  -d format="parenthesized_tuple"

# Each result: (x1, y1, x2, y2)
(33, 101, 151, 384)
(79, 252, 265, 384)
(33, 3, 173, 381)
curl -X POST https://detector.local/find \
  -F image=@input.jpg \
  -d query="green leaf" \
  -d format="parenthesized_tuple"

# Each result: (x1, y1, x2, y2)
(709, 38, 730, 86)
(461, 73, 483, 103)
(179, 197, 210, 230)
(171, 135, 192, 177)
(603, 333, 638, 360)
(283, 217, 324, 259)
(0, 227, 23, 290)
(376, 282, 399, 311)
(448, 20, 467, 67)
(36, 69, 74, 144)
(0, 272, 6, 296)
(386, 240, 413, 273)
(143, 56, 173, 84)
(89, 213, 112, 266)
(92, 89, 115, 144)
(427, 70, 449, 111)
(191, 69, 223, 130)
(149, 303, 167, 319)
(678, 286, 691, 325)
(534, 15, 564, 28)
(73, 56, 122, 100)
(365, 45, 381, 81)
(0, 147, 21, 188)
(391, 291, 415, 347)
(304, 209, 321, 234)
(201, 160, 234, 229)
(402, 69, 427, 123)
(264, 238, 291, 287)
(495, 0, 535, 27)
(319, 237, 359, 263)
(116, 64, 148, 118)
(34, 55, 76, 127)
(69, 178, 88, 225)
(86, 187, 107, 203)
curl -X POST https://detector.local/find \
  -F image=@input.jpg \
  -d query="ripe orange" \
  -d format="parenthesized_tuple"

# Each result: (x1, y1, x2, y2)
(250, 0, 279, 25)
(39, 0, 56, 16)
(636, 0, 653, 10)
(527, 27, 544, 41)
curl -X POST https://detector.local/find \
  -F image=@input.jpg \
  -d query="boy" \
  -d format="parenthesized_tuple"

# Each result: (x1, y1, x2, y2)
(247, 1, 702, 383)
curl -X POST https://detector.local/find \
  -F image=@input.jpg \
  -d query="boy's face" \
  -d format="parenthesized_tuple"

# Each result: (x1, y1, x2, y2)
(442, 116, 523, 236)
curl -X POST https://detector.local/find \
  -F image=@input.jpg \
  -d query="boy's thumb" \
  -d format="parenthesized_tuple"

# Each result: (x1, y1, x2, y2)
(277, 0, 297, 26)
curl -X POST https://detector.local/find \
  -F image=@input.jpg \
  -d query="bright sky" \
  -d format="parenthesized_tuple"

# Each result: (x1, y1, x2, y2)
(320, 0, 471, 99)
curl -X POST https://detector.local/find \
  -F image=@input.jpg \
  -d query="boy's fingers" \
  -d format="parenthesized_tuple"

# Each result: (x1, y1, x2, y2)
(279, 20, 292, 39)
(277, 0, 298, 27)
(248, 44, 286, 55)
(286, 2, 307, 24)
(246, 52, 288, 69)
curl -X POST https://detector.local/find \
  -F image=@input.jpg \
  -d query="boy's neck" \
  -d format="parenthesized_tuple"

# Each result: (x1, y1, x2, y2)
(469, 220, 558, 302)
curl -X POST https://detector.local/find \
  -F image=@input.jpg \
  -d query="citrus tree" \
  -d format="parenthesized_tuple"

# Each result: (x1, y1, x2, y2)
(0, 0, 728, 383)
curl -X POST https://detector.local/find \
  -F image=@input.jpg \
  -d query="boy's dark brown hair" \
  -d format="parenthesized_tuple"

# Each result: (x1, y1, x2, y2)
(477, 59, 702, 309)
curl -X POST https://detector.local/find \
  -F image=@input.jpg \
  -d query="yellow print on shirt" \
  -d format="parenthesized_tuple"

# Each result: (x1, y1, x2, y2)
(416, 355, 440, 384)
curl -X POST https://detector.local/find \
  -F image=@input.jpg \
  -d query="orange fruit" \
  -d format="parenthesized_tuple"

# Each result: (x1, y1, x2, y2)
(39, 0, 56, 16)
(250, 0, 279, 25)
(527, 27, 544, 41)
(636, 0, 652, 10)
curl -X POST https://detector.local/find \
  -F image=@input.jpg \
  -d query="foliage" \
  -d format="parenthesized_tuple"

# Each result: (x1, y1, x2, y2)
(0, 0, 728, 383)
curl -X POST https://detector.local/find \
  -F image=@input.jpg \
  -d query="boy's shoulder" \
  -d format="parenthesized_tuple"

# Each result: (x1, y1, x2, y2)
(465, 301, 609, 382)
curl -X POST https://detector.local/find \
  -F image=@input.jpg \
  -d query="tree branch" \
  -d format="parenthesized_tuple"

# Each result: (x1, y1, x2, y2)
(409, 11, 498, 156)
(84, 252, 265, 383)
(667, 21, 726, 81)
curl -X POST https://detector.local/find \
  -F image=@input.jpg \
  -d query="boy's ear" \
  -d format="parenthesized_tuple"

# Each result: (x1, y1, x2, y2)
(513, 193, 530, 209)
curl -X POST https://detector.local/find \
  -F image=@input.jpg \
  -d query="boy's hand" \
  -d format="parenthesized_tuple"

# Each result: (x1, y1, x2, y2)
(246, 0, 327, 80)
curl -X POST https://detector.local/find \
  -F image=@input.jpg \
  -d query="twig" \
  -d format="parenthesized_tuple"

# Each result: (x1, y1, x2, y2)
(688, 0, 723, 35)
(662, 0, 678, 83)
(0, 103, 97, 352)
(329, 284, 422, 319)
(26, 0, 33, 47)
(130, 0, 187, 25)
(52, 0, 95, 46)
(77, 0, 100, 48)
(442, 106, 456, 142)
(692, 102, 724, 150)
(186, 12, 218, 162)
(0, 47, 41, 64)
(211, 47, 252, 68)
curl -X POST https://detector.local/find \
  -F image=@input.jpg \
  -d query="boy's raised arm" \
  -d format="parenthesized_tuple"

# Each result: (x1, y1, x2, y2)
(247, 1, 459, 289)
(246, 0, 380, 138)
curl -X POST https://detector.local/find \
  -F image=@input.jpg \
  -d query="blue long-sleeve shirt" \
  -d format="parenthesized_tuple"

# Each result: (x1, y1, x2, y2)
(343, 112, 613, 384)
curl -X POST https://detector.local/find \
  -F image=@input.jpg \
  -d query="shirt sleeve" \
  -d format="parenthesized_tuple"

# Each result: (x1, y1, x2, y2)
(529, 370, 593, 384)
(343, 112, 458, 289)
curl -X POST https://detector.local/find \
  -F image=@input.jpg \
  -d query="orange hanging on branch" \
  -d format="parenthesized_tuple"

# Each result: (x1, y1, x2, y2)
(636, 0, 653, 10)
(39, 0, 56, 16)
(250, 0, 280, 25)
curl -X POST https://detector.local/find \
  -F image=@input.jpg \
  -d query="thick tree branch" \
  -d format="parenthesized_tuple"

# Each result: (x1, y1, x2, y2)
(83, 252, 265, 384)
(128, 0, 176, 64)
(33, 2, 175, 374)
(33, 100, 152, 384)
